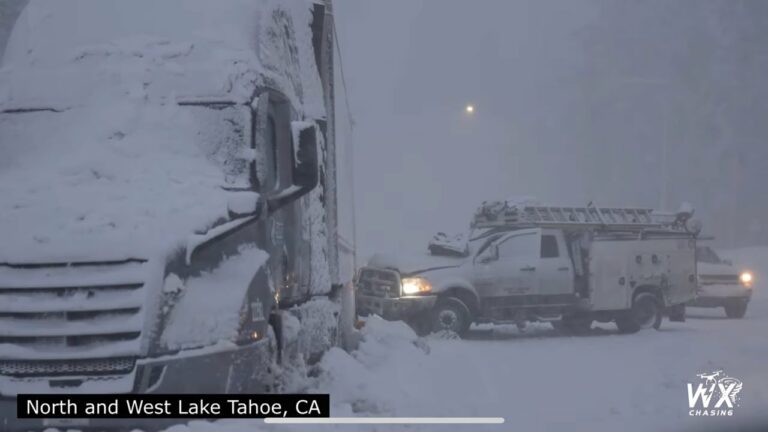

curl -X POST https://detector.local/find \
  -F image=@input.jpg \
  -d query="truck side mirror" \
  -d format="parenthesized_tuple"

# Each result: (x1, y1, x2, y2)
(292, 122, 319, 190)
(266, 121, 320, 212)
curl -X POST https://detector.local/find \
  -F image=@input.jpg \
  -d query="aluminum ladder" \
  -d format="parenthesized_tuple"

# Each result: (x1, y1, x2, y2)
(472, 203, 680, 231)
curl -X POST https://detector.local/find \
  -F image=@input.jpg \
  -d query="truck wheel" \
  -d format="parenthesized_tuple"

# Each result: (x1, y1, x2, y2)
(554, 315, 592, 335)
(406, 315, 432, 337)
(724, 300, 748, 319)
(616, 292, 662, 334)
(430, 297, 471, 336)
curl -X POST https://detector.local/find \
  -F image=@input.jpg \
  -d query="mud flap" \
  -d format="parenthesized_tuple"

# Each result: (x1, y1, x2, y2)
(667, 303, 686, 322)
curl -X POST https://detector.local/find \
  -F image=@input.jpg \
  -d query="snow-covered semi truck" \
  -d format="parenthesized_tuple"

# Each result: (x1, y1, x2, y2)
(0, 0, 355, 430)
(357, 202, 700, 336)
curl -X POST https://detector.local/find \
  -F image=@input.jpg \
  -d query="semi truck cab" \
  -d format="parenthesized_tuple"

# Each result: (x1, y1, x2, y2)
(0, 1, 353, 430)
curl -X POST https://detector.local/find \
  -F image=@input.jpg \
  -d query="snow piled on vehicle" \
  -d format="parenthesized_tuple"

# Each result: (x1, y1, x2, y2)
(428, 231, 469, 257)
(301, 129, 333, 295)
(0, 0, 325, 263)
(1, 0, 324, 115)
(0, 103, 234, 263)
(160, 246, 269, 351)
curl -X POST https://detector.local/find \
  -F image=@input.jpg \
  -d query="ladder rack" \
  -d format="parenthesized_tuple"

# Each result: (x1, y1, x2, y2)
(472, 202, 685, 232)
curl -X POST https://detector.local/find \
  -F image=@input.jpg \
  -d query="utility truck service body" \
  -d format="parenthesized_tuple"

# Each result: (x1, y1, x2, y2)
(357, 202, 700, 335)
(0, 1, 355, 430)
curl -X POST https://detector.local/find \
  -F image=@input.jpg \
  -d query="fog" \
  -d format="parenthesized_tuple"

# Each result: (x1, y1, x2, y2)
(1, 0, 766, 259)
(335, 0, 768, 259)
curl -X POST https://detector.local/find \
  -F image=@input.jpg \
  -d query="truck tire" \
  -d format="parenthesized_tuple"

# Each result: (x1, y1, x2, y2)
(406, 314, 432, 337)
(430, 297, 471, 336)
(553, 315, 592, 335)
(616, 292, 662, 334)
(724, 300, 748, 319)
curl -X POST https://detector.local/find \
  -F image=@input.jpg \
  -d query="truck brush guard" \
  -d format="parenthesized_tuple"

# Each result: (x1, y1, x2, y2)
(356, 267, 401, 298)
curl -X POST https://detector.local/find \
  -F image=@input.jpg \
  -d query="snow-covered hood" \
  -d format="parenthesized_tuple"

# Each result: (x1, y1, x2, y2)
(369, 253, 466, 276)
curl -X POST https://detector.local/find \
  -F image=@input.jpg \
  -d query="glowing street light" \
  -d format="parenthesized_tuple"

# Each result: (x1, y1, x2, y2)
(465, 104, 475, 114)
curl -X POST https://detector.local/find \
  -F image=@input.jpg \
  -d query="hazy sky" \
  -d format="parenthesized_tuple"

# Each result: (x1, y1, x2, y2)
(336, 0, 768, 257)
(335, 1, 600, 257)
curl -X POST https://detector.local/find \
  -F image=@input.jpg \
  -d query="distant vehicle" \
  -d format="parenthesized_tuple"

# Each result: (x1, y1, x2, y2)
(0, 1, 355, 430)
(688, 246, 753, 318)
(358, 202, 700, 336)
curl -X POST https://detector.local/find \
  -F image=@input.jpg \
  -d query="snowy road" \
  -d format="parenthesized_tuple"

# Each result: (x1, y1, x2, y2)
(159, 248, 768, 432)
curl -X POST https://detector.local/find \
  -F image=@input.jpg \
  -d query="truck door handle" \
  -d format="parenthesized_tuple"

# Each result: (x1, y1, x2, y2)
(520, 266, 536, 272)
(558, 267, 570, 271)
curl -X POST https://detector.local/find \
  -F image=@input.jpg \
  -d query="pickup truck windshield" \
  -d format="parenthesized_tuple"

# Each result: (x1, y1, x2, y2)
(696, 246, 723, 264)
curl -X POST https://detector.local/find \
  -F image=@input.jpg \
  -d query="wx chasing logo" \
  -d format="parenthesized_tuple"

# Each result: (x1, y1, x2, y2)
(687, 370, 743, 417)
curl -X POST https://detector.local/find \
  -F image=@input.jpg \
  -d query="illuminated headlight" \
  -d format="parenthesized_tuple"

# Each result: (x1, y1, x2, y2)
(401, 277, 432, 295)
(740, 271, 754, 288)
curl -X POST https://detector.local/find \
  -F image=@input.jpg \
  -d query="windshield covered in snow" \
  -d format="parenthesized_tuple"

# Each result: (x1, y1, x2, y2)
(0, 103, 251, 260)
(0, 104, 250, 183)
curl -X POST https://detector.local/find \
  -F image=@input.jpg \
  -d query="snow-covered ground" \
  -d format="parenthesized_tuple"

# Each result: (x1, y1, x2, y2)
(150, 247, 768, 432)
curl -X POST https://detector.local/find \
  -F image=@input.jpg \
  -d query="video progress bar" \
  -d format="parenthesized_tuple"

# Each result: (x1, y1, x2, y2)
(265, 417, 505, 424)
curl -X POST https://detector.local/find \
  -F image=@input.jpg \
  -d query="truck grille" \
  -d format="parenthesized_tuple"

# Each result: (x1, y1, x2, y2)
(0, 260, 148, 370)
(699, 274, 740, 285)
(0, 357, 136, 377)
(357, 267, 401, 298)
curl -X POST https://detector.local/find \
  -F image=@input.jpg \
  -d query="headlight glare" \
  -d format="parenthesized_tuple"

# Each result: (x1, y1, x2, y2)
(401, 277, 432, 295)
(740, 271, 753, 288)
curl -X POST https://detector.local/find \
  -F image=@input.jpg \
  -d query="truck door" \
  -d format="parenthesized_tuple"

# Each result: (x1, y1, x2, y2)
(473, 229, 540, 298)
(253, 91, 309, 304)
(536, 230, 575, 296)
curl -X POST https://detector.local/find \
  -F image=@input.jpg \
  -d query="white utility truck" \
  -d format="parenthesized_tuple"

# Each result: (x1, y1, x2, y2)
(0, 1, 356, 430)
(357, 201, 700, 336)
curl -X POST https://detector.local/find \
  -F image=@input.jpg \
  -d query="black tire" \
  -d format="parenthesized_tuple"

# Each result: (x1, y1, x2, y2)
(724, 300, 748, 319)
(430, 297, 472, 336)
(554, 315, 593, 335)
(616, 292, 662, 334)
(550, 320, 565, 332)
(406, 314, 432, 337)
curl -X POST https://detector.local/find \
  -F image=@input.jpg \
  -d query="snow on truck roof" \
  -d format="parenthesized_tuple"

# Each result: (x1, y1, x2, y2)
(0, 0, 325, 263)
(1, 0, 324, 115)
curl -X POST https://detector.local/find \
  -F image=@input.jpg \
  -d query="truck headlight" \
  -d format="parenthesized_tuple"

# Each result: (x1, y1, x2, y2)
(401, 277, 432, 295)
(740, 271, 753, 288)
